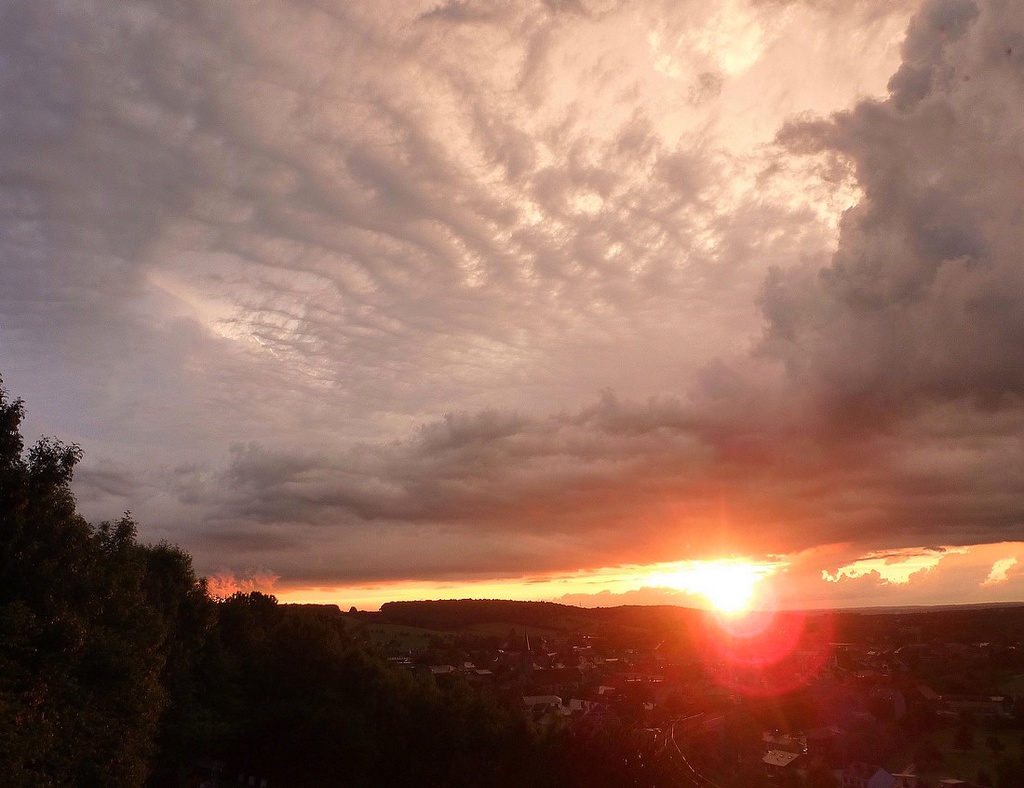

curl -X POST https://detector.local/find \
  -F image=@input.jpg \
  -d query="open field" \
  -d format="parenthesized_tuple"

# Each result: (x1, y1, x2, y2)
(888, 724, 1022, 785)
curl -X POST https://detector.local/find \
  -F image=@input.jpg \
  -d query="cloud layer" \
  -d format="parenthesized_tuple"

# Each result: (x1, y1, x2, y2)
(3, 0, 1022, 601)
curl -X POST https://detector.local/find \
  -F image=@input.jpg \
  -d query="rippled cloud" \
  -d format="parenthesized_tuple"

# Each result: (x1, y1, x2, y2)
(4, 0, 1022, 603)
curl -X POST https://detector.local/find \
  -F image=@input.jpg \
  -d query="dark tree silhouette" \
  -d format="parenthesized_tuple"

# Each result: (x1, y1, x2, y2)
(0, 383, 169, 784)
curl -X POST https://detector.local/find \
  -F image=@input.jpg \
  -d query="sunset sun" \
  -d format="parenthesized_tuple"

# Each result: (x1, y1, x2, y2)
(647, 559, 775, 615)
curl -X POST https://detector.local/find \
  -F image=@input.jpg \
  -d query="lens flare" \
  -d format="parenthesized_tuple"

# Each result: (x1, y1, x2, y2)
(699, 599, 836, 697)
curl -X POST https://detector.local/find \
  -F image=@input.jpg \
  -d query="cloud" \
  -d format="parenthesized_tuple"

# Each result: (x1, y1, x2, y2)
(205, 569, 281, 600)
(554, 585, 707, 608)
(774, 541, 1024, 608)
(768, 0, 1024, 421)
(821, 546, 964, 584)
(128, 380, 1017, 585)
(10, 0, 1024, 600)
(725, 0, 1024, 566)
(983, 556, 1019, 586)
(7, 0, 824, 448)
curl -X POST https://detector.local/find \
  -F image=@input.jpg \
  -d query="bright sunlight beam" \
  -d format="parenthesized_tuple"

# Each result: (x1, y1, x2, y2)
(646, 559, 778, 614)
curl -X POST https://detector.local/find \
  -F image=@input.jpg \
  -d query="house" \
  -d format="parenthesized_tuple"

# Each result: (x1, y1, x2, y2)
(522, 695, 566, 725)
(566, 697, 595, 715)
(522, 694, 563, 710)
(763, 749, 800, 778)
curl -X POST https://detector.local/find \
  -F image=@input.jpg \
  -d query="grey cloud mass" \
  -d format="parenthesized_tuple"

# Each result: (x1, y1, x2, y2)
(770, 0, 1024, 417)
(2, 0, 1022, 592)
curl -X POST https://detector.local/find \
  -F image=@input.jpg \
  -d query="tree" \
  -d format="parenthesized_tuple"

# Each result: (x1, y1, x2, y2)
(207, 593, 549, 788)
(0, 379, 214, 787)
(140, 541, 218, 787)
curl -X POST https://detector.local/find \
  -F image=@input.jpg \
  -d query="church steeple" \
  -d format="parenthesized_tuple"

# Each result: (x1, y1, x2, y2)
(520, 630, 534, 689)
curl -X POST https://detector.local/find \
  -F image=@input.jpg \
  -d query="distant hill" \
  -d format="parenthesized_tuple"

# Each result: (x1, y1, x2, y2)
(376, 598, 709, 633)
(378, 599, 595, 631)
(363, 598, 1024, 647)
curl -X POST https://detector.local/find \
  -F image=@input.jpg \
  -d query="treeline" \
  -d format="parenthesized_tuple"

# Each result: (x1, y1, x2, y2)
(378, 599, 706, 647)
(378, 599, 595, 631)
(380, 594, 1024, 655)
(831, 607, 1024, 647)
(0, 382, 692, 788)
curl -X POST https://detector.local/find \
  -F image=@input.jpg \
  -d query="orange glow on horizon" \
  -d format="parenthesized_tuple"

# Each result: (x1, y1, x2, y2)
(252, 540, 1024, 613)
(272, 555, 788, 612)
(644, 558, 780, 614)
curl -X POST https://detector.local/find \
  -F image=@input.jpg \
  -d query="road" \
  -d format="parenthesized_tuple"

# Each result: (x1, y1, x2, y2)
(663, 714, 728, 788)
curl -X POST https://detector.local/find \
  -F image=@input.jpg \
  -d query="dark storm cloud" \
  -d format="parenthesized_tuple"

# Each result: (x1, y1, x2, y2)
(160, 384, 1024, 582)
(187, 394, 708, 530)
(73, 462, 149, 506)
(769, 0, 1024, 420)
(196, 528, 302, 554)
(741, 0, 1024, 555)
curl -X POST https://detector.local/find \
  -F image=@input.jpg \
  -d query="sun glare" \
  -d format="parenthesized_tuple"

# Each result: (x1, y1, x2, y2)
(277, 557, 789, 612)
(647, 559, 775, 615)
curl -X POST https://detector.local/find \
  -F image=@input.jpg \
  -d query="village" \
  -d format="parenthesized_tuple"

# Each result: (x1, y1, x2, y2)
(348, 602, 1024, 788)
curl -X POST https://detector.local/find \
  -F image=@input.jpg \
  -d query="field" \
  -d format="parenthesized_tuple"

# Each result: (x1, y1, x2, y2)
(889, 723, 1022, 785)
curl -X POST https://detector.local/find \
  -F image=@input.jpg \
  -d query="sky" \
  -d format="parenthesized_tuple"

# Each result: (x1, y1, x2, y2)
(3, 0, 1024, 611)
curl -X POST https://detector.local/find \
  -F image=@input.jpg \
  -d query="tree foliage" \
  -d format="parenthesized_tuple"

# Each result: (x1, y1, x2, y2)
(0, 382, 213, 785)
(203, 592, 551, 787)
